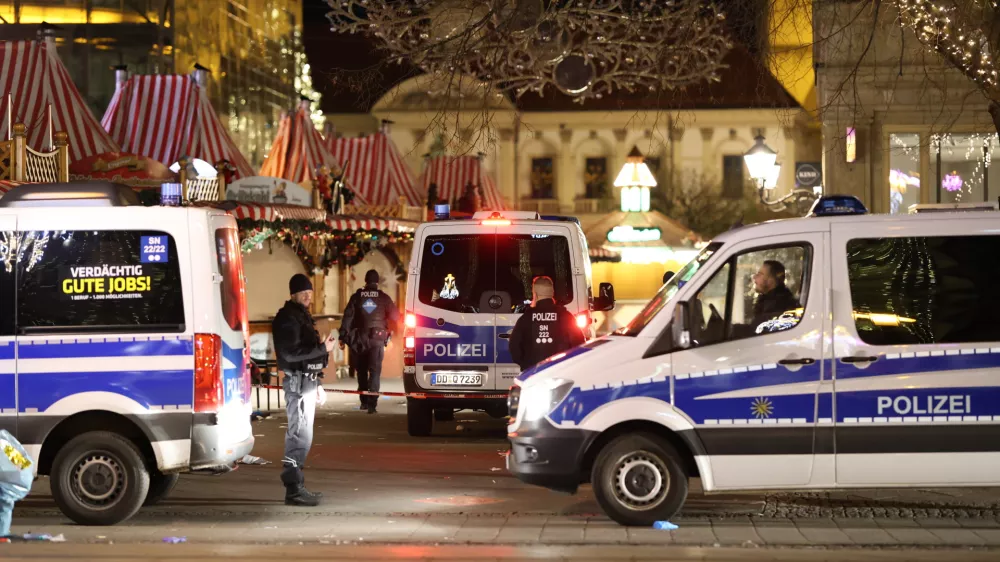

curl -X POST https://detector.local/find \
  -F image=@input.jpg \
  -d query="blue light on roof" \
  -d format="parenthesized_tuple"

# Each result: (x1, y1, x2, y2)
(808, 195, 868, 217)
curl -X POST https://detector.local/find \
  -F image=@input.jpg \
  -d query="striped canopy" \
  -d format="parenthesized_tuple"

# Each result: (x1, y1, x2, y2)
(417, 155, 505, 210)
(0, 40, 120, 163)
(101, 74, 254, 179)
(0, 180, 25, 195)
(325, 131, 421, 206)
(260, 100, 341, 188)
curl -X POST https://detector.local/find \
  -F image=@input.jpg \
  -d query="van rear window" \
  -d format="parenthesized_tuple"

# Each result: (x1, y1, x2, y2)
(215, 228, 248, 332)
(16, 230, 184, 334)
(418, 233, 573, 313)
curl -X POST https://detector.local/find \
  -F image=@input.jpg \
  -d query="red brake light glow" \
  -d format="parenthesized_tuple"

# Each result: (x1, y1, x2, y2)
(576, 312, 591, 329)
(405, 336, 415, 349)
(194, 333, 223, 413)
(405, 313, 416, 328)
(481, 211, 511, 226)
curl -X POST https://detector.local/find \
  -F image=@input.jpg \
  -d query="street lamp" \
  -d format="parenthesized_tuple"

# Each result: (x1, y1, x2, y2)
(743, 134, 819, 214)
(614, 146, 657, 212)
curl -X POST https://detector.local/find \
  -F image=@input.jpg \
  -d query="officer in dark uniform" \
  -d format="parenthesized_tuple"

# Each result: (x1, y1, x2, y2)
(272, 273, 334, 506)
(509, 276, 585, 372)
(341, 269, 400, 414)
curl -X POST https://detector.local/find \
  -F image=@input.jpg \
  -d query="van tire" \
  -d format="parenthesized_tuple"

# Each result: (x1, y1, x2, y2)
(591, 433, 688, 526)
(407, 399, 433, 436)
(50, 431, 151, 526)
(143, 471, 180, 507)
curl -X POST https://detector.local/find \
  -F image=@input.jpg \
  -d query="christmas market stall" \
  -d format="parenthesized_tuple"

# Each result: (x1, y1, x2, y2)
(325, 121, 423, 207)
(100, 66, 254, 198)
(418, 154, 506, 214)
(260, 98, 352, 195)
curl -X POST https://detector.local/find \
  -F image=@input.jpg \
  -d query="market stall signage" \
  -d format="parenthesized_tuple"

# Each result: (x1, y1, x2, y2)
(607, 226, 662, 243)
(227, 176, 312, 206)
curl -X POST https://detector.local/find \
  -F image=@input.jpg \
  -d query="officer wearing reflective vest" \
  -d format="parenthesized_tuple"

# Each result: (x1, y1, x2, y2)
(341, 269, 400, 414)
(509, 276, 585, 372)
(272, 273, 334, 506)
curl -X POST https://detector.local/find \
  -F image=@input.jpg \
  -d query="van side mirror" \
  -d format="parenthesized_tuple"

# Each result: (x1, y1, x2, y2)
(672, 302, 691, 349)
(593, 282, 615, 312)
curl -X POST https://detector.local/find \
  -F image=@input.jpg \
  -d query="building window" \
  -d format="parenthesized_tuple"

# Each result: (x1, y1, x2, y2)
(530, 158, 555, 199)
(934, 134, 986, 205)
(722, 155, 744, 199)
(846, 235, 1000, 345)
(889, 134, 921, 214)
(583, 157, 608, 199)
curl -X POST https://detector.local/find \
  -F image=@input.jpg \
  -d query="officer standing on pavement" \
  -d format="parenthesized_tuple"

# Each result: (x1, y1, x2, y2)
(272, 273, 334, 506)
(341, 269, 400, 414)
(509, 276, 586, 372)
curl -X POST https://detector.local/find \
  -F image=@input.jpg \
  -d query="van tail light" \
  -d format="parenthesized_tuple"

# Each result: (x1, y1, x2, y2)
(403, 312, 416, 367)
(481, 211, 511, 226)
(576, 312, 591, 329)
(194, 333, 224, 413)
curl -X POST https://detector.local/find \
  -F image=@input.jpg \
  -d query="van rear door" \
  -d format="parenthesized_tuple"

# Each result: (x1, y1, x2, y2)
(412, 224, 498, 391)
(494, 224, 579, 387)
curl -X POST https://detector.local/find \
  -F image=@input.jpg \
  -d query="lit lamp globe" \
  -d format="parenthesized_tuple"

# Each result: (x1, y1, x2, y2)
(614, 146, 657, 212)
(765, 163, 781, 191)
(743, 134, 777, 188)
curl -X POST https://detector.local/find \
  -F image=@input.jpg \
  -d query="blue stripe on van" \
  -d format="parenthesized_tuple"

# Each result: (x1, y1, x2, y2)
(221, 341, 247, 404)
(0, 342, 14, 361)
(18, 338, 194, 360)
(0, 374, 14, 410)
(18, 369, 194, 412)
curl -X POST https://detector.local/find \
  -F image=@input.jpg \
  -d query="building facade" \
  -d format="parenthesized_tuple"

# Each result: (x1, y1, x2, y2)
(2, 0, 309, 167)
(814, 1, 1000, 214)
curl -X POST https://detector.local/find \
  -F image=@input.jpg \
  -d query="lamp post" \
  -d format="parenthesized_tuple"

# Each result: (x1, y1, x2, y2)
(614, 146, 657, 212)
(743, 134, 820, 214)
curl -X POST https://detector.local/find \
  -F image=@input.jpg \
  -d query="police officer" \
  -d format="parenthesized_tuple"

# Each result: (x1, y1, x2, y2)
(272, 273, 334, 506)
(509, 276, 585, 372)
(341, 269, 400, 414)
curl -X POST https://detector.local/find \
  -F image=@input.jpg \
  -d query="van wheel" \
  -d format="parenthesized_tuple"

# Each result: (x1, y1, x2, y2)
(50, 431, 150, 526)
(591, 433, 688, 526)
(407, 399, 433, 436)
(143, 471, 180, 507)
(434, 408, 454, 422)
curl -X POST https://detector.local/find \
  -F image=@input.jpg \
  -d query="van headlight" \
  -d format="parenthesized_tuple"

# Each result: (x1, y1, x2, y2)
(520, 378, 574, 422)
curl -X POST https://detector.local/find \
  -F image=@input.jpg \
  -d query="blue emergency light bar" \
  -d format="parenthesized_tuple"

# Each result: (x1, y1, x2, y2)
(434, 204, 450, 220)
(807, 195, 868, 217)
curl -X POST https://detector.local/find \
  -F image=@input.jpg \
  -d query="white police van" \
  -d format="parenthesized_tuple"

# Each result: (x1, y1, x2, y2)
(403, 209, 615, 436)
(507, 195, 1000, 526)
(0, 183, 253, 525)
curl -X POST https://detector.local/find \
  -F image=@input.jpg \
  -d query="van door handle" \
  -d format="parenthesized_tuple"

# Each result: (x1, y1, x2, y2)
(498, 332, 511, 340)
(778, 358, 815, 366)
(841, 356, 878, 363)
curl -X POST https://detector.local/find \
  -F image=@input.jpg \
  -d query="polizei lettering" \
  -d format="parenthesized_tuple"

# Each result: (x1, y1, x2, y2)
(423, 343, 487, 358)
(360, 291, 379, 298)
(876, 395, 971, 416)
(532, 313, 557, 322)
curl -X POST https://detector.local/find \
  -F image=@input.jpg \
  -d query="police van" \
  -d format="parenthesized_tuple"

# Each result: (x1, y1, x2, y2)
(507, 195, 1000, 526)
(0, 183, 253, 526)
(403, 209, 615, 436)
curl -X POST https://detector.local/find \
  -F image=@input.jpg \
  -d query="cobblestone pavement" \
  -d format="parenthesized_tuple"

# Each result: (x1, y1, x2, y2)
(6, 390, 1000, 558)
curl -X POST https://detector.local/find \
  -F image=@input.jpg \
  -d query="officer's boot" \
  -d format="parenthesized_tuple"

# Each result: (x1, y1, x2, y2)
(285, 485, 321, 506)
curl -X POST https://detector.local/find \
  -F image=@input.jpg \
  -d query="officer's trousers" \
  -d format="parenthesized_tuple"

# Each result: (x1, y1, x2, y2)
(281, 371, 319, 490)
(355, 342, 385, 409)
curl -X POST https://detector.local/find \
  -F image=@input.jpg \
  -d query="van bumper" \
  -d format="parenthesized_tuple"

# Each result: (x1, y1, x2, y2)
(403, 369, 509, 412)
(189, 413, 255, 471)
(507, 418, 596, 494)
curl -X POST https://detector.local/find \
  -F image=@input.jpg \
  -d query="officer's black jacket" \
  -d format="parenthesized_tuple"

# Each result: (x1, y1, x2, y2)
(508, 298, 585, 372)
(272, 300, 328, 374)
(341, 283, 401, 350)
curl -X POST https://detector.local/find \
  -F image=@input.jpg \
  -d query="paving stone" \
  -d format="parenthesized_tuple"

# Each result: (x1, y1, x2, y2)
(957, 518, 1000, 529)
(710, 522, 761, 545)
(750, 524, 810, 546)
(972, 528, 1000, 546)
(626, 526, 681, 544)
(915, 518, 963, 528)
(881, 528, 944, 546)
(582, 526, 628, 543)
(793, 521, 853, 546)
(926, 528, 987, 546)
(873, 518, 921, 529)
(836, 527, 898, 545)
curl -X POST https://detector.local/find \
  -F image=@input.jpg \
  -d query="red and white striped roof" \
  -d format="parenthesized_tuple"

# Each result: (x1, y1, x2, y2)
(101, 74, 254, 179)
(418, 155, 505, 210)
(260, 100, 340, 187)
(0, 40, 120, 163)
(325, 131, 421, 206)
(326, 215, 416, 233)
(0, 180, 25, 195)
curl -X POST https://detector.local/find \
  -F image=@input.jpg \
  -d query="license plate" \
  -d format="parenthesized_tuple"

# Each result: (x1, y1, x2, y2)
(430, 373, 483, 386)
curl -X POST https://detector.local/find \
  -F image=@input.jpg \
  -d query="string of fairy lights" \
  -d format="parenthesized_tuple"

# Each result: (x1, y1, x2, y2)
(895, 0, 999, 90)
(889, 132, 1000, 199)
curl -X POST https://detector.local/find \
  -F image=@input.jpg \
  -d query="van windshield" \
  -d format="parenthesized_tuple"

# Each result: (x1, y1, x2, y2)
(615, 243, 722, 336)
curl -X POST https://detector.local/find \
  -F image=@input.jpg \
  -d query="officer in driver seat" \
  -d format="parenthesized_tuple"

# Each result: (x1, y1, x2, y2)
(508, 276, 585, 372)
(341, 269, 400, 414)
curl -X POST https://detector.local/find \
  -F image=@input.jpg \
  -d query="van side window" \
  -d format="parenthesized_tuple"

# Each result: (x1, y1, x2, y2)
(690, 244, 810, 347)
(846, 235, 1000, 345)
(0, 231, 13, 336)
(17, 230, 185, 334)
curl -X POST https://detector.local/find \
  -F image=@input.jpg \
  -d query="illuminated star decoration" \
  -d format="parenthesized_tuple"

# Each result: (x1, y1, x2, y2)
(751, 397, 773, 419)
(440, 273, 459, 299)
